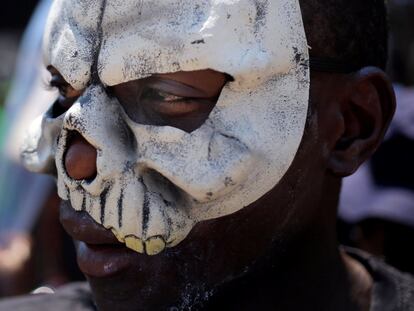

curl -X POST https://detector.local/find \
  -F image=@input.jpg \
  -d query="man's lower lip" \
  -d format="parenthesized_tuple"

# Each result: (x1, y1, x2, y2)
(76, 241, 134, 278)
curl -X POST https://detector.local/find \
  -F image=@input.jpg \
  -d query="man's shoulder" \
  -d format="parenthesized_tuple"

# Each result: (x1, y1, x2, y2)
(346, 247, 414, 311)
(0, 282, 94, 311)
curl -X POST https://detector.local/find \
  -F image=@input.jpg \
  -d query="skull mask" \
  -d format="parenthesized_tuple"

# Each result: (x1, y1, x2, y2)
(21, 0, 310, 255)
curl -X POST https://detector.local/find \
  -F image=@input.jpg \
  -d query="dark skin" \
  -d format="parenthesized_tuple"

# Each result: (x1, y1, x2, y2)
(51, 60, 394, 310)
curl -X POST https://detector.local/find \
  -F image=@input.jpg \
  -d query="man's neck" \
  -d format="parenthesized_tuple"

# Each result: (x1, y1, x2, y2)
(204, 235, 371, 311)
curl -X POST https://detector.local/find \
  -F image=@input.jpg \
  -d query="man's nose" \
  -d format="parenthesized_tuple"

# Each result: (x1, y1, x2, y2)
(64, 134, 97, 180)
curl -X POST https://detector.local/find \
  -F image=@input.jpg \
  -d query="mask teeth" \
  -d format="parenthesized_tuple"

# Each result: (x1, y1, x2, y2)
(111, 228, 125, 243)
(144, 236, 166, 255)
(111, 229, 145, 254)
(111, 229, 166, 256)
(57, 175, 70, 200)
(125, 236, 145, 254)
(101, 181, 122, 232)
(143, 192, 166, 228)
(85, 193, 103, 225)
(69, 187, 85, 212)
(109, 188, 172, 255)
(109, 173, 145, 241)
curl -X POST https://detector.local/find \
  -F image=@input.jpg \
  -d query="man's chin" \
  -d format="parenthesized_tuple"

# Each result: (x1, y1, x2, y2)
(90, 260, 220, 311)
(59, 198, 277, 310)
(87, 272, 179, 311)
(59, 200, 213, 309)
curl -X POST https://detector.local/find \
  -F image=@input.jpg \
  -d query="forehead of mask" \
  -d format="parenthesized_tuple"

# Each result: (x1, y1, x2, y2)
(44, 0, 306, 90)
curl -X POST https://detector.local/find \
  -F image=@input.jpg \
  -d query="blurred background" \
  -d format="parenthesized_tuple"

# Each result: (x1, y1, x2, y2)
(0, 1, 39, 127)
(0, 0, 413, 299)
(338, 0, 414, 275)
(0, 0, 83, 297)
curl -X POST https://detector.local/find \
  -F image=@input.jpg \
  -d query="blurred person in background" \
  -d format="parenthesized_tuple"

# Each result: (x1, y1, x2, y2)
(0, 0, 82, 297)
(338, 0, 414, 275)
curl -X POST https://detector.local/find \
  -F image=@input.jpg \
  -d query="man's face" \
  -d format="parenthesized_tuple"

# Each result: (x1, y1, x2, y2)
(23, 0, 309, 253)
(21, 0, 313, 308)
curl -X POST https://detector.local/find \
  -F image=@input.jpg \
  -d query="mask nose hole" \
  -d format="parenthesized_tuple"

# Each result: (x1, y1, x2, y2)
(64, 132, 98, 181)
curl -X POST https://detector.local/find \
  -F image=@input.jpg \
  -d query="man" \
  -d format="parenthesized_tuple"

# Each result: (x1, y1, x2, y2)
(1, 0, 413, 310)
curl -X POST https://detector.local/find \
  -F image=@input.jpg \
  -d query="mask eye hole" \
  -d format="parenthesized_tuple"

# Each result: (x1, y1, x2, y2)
(111, 70, 232, 133)
(46, 66, 83, 118)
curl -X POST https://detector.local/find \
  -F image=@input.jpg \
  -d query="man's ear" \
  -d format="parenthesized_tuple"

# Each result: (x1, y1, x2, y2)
(328, 67, 396, 177)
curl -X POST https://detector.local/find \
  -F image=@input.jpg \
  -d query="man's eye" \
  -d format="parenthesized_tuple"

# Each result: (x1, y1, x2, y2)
(139, 87, 212, 117)
(140, 88, 184, 102)
(48, 74, 82, 117)
(156, 90, 185, 102)
(50, 82, 79, 99)
(48, 72, 81, 98)
(111, 74, 225, 132)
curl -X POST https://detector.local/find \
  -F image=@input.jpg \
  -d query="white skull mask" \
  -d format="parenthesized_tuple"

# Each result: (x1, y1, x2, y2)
(21, 0, 310, 255)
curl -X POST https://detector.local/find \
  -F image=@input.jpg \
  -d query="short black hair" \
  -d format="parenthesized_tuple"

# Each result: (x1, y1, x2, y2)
(300, 0, 388, 70)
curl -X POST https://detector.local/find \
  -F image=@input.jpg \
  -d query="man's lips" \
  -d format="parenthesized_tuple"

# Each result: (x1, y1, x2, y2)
(60, 200, 136, 278)
(60, 199, 120, 245)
